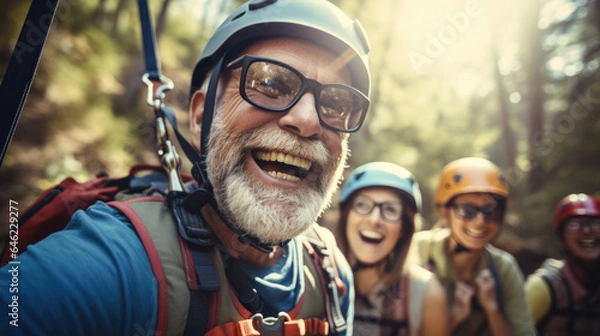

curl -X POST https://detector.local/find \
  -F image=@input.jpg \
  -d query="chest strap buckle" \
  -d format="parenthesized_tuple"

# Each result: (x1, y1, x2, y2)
(251, 312, 296, 336)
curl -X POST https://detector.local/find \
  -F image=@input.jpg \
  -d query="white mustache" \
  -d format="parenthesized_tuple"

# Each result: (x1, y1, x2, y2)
(239, 128, 330, 171)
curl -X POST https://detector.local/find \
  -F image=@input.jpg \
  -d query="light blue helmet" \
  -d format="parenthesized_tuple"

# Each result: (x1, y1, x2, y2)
(339, 162, 422, 212)
(190, 0, 371, 97)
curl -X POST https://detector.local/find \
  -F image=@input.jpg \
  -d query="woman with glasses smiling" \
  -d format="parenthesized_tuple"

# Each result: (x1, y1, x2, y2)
(336, 162, 449, 336)
(411, 157, 535, 336)
(525, 193, 600, 335)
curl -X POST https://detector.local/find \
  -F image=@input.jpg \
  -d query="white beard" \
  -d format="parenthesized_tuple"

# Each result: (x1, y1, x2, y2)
(205, 114, 348, 245)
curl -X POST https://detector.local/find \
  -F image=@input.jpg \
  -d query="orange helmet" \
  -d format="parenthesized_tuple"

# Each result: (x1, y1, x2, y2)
(434, 157, 508, 207)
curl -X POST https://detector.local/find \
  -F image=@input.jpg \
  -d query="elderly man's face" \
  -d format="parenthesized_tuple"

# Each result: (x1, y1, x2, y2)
(190, 38, 353, 244)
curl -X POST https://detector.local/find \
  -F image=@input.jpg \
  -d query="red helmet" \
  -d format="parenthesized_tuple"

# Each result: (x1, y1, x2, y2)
(553, 193, 600, 232)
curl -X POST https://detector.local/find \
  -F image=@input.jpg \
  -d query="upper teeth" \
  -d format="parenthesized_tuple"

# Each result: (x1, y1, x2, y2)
(255, 150, 312, 170)
(361, 230, 383, 240)
(579, 239, 598, 247)
(467, 228, 484, 237)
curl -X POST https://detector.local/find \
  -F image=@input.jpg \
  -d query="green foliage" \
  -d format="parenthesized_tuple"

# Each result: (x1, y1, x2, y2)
(338, 0, 600, 259)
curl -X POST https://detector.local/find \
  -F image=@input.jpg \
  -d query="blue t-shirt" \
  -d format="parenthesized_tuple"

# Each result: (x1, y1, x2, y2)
(0, 201, 354, 335)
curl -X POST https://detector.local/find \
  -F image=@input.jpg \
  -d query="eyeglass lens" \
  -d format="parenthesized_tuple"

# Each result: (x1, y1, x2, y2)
(244, 61, 301, 109)
(565, 218, 600, 232)
(352, 195, 402, 222)
(452, 203, 503, 222)
(234, 56, 368, 132)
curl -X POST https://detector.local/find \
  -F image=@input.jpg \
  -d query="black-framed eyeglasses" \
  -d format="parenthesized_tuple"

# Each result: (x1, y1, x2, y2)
(351, 195, 403, 223)
(225, 55, 370, 133)
(564, 218, 600, 233)
(448, 203, 504, 222)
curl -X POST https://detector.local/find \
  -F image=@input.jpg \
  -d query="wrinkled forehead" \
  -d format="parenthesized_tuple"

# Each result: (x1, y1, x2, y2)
(238, 37, 353, 84)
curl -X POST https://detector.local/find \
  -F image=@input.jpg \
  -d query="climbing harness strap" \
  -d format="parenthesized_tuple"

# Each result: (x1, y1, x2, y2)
(0, 0, 60, 166)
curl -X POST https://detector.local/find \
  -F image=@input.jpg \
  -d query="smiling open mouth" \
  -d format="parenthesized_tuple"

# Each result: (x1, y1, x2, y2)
(253, 150, 312, 182)
(466, 228, 486, 238)
(359, 230, 384, 244)
(578, 238, 599, 249)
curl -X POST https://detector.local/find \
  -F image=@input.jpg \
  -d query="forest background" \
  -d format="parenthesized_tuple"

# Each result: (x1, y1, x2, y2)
(1, 0, 599, 276)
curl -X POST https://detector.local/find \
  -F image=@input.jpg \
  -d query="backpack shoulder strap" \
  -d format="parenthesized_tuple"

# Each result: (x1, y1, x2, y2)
(485, 249, 503, 309)
(355, 277, 409, 334)
(181, 242, 221, 335)
(534, 258, 578, 333)
(400, 274, 409, 327)
(301, 223, 347, 335)
(303, 224, 346, 294)
(109, 197, 185, 334)
(373, 274, 410, 334)
(537, 258, 570, 312)
(416, 228, 444, 272)
(112, 196, 222, 336)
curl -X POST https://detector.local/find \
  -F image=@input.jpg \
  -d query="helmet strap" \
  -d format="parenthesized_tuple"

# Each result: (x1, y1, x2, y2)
(197, 55, 225, 186)
(184, 56, 223, 223)
(190, 54, 288, 253)
(453, 242, 471, 254)
(352, 258, 387, 272)
(449, 234, 472, 254)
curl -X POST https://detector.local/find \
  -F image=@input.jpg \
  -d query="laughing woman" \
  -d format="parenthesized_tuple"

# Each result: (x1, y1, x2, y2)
(337, 162, 449, 336)
(410, 157, 535, 336)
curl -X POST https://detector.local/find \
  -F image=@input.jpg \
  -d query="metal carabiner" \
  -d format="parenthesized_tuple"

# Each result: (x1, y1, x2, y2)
(142, 73, 174, 110)
(251, 312, 291, 336)
(141, 73, 183, 193)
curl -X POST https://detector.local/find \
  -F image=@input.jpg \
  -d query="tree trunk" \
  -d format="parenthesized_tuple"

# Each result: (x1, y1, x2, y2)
(489, 19, 516, 169)
(110, 0, 129, 35)
(92, 0, 108, 22)
(358, 0, 397, 146)
(155, 0, 173, 38)
(523, 0, 545, 192)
